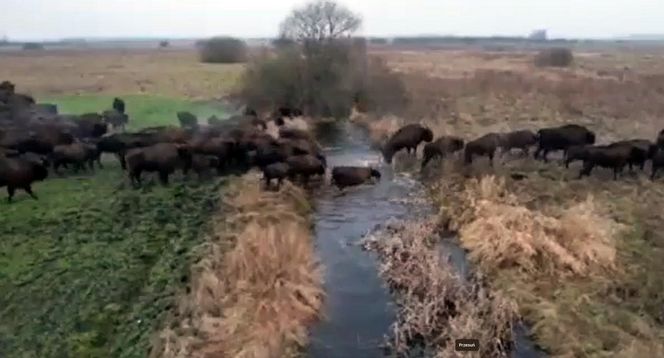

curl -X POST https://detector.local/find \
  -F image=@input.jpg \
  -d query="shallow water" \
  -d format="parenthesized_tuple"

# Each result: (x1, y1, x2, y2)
(306, 121, 546, 358)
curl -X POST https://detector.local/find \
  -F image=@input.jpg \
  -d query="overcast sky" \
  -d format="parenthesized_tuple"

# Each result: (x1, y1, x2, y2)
(1, 0, 662, 41)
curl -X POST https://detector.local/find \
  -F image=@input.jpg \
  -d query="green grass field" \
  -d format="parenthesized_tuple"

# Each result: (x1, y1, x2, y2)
(42, 94, 231, 130)
(0, 95, 231, 358)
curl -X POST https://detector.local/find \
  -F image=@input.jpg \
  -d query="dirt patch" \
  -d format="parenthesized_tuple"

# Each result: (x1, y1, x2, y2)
(152, 176, 324, 358)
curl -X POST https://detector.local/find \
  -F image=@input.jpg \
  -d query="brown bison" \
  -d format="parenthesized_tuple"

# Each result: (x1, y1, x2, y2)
(499, 130, 537, 156)
(578, 145, 634, 180)
(191, 154, 220, 179)
(564, 145, 591, 168)
(207, 115, 222, 126)
(51, 143, 92, 174)
(113, 97, 126, 114)
(651, 147, 664, 180)
(126, 143, 192, 186)
(279, 127, 312, 141)
(0, 153, 49, 201)
(607, 139, 652, 172)
(331, 166, 381, 190)
(189, 136, 235, 174)
(75, 113, 108, 138)
(421, 136, 465, 169)
(534, 124, 596, 162)
(286, 155, 325, 184)
(382, 124, 434, 164)
(96, 132, 154, 169)
(262, 162, 290, 189)
(464, 133, 502, 166)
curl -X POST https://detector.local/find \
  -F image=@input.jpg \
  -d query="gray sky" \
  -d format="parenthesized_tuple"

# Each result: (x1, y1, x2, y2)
(1, 0, 662, 41)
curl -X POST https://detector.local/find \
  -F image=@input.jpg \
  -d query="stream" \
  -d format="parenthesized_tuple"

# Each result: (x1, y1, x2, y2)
(306, 121, 545, 358)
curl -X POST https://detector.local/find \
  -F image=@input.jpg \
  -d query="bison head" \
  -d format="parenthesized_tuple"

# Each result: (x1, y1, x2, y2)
(422, 127, 434, 142)
(370, 168, 381, 180)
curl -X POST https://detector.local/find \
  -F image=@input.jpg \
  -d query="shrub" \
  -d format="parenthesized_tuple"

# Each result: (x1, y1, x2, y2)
(534, 47, 574, 67)
(198, 37, 247, 64)
(22, 42, 44, 51)
(239, 39, 408, 118)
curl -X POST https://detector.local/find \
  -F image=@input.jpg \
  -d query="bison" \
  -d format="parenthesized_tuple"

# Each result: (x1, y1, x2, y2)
(191, 154, 220, 180)
(177, 111, 198, 130)
(421, 136, 465, 169)
(331, 166, 381, 190)
(125, 143, 192, 186)
(0, 153, 49, 201)
(382, 124, 434, 164)
(499, 130, 537, 156)
(51, 143, 91, 174)
(651, 147, 664, 180)
(578, 145, 634, 180)
(262, 162, 290, 189)
(464, 133, 502, 166)
(534, 124, 596, 162)
(607, 139, 652, 172)
(113, 97, 126, 114)
(564, 145, 591, 168)
(286, 155, 325, 184)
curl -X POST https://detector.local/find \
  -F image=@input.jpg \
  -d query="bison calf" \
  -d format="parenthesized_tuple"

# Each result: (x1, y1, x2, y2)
(331, 166, 381, 190)
(421, 136, 465, 170)
(0, 154, 49, 201)
(51, 143, 91, 174)
(464, 133, 502, 166)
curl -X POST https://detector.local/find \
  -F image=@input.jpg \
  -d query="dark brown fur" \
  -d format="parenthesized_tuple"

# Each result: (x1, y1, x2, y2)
(126, 143, 192, 186)
(0, 154, 48, 201)
(464, 133, 502, 166)
(331, 166, 381, 189)
(421, 136, 465, 169)
(382, 124, 434, 164)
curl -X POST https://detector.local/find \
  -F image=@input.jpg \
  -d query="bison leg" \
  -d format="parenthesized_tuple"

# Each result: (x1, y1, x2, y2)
(488, 152, 495, 167)
(522, 147, 529, 157)
(23, 185, 38, 200)
(130, 170, 142, 187)
(541, 149, 550, 163)
(651, 166, 658, 181)
(7, 186, 15, 202)
(159, 171, 170, 186)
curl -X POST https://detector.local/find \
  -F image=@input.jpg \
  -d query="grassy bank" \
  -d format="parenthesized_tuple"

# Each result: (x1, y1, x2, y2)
(43, 94, 230, 130)
(0, 95, 233, 357)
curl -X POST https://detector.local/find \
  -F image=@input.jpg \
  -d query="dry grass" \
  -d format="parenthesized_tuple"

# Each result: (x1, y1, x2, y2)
(453, 176, 621, 277)
(0, 49, 244, 99)
(363, 219, 518, 357)
(355, 47, 664, 356)
(152, 176, 323, 358)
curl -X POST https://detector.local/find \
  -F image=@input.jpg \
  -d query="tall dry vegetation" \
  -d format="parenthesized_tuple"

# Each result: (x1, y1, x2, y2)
(152, 177, 323, 358)
(239, 0, 408, 118)
(363, 220, 518, 357)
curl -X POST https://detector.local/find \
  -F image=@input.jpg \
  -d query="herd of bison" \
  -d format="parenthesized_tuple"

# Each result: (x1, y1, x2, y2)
(3, 78, 664, 202)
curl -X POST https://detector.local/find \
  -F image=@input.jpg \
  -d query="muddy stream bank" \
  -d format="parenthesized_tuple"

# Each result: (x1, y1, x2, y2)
(305, 121, 545, 358)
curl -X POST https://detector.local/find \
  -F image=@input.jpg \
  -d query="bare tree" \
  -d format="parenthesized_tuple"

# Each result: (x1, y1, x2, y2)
(279, 0, 361, 45)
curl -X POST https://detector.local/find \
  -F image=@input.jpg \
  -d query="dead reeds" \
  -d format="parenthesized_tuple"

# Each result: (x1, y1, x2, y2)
(363, 219, 518, 357)
(152, 177, 323, 358)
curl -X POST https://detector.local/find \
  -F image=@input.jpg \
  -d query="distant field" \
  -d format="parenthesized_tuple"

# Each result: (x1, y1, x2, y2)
(0, 95, 232, 357)
(42, 94, 231, 129)
(0, 48, 244, 99)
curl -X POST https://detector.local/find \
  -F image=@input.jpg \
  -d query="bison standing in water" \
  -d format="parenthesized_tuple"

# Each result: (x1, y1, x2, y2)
(534, 124, 596, 162)
(0, 153, 49, 201)
(421, 136, 465, 169)
(382, 124, 434, 164)
(286, 155, 325, 184)
(331, 166, 381, 190)
(464, 133, 502, 166)
(125, 143, 192, 186)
